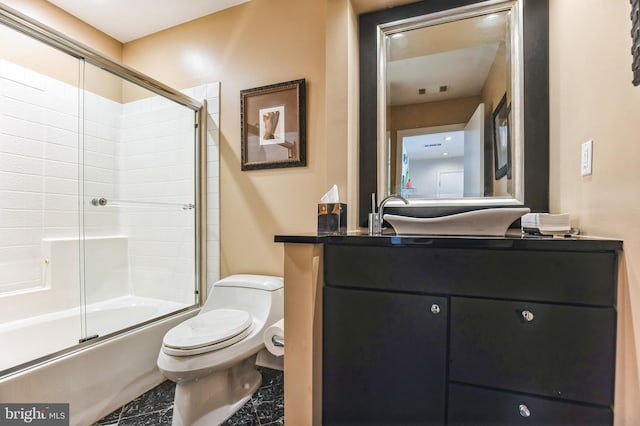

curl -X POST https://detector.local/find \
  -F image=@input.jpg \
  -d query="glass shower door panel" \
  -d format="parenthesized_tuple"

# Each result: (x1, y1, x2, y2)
(82, 63, 197, 340)
(0, 22, 83, 372)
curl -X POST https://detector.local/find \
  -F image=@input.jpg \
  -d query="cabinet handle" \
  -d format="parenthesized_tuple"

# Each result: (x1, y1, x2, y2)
(430, 304, 440, 315)
(522, 310, 535, 322)
(518, 404, 531, 417)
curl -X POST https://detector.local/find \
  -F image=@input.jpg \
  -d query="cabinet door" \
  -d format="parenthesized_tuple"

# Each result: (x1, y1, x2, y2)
(450, 297, 616, 406)
(323, 287, 447, 426)
(448, 384, 612, 426)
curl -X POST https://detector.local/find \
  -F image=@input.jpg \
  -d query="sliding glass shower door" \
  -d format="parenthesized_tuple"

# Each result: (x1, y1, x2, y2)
(0, 20, 84, 370)
(81, 63, 198, 340)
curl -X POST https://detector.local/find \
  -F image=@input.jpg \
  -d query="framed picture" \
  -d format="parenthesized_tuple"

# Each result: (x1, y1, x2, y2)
(240, 79, 306, 170)
(492, 93, 511, 180)
(633, 0, 640, 85)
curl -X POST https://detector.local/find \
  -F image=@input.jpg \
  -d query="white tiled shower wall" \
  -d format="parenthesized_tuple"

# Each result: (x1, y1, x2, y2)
(0, 59, 220, 321)
(115, 93, 194, 304)
(1, 59, 76, 293)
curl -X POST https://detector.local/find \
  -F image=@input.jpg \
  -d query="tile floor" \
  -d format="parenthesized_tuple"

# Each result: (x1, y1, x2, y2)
(94, 367, 283, 426)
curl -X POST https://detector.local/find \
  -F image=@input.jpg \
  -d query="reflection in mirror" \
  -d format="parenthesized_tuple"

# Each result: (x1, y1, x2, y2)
(379, 1, 523, 206)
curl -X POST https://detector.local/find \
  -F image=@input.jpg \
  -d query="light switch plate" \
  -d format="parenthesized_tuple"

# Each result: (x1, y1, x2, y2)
(581, 140, 593, 176)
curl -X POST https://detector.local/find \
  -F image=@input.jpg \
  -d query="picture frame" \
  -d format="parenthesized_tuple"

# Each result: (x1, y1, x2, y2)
(240, 79, 306, 170)
(632, 0, 640, 85)
(492, 93, 511, 180)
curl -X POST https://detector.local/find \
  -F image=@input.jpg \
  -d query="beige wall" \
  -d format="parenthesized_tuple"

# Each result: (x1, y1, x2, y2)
(122, 0, 328, 278)
(325, 0, 360, 230)
(549, 0, 640, 424)
(389, 96, 481, 131)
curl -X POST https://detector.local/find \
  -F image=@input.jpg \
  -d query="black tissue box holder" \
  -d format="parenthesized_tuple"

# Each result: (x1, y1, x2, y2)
(317, 203, 347, 235)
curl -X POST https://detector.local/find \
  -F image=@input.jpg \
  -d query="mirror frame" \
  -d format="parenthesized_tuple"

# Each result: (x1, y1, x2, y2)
(358, 0, 549, 226)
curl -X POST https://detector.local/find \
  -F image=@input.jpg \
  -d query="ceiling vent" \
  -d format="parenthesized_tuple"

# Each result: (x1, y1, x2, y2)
(419, 85, 448, 95)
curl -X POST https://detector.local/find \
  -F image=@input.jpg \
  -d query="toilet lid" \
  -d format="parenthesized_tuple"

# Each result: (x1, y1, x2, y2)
(163, 309, 252, 350)
(162, 324, 253, 357)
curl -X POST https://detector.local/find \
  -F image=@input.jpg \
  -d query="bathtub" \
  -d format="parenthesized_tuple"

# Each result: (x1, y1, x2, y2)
(0, 295, 189, 372)
(0, 297, 198, 426)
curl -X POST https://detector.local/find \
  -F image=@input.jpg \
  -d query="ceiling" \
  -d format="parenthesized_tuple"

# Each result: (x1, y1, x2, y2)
(386, 11, 507, 106)
(388, 43, 499, 106)
(351, 0, 419, 15)
(45, 0, 418, 44)
(46, 0, 252, 43)
(404, 130, 465, 160)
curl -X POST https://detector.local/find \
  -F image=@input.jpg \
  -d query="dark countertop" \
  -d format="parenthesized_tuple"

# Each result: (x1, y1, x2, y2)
(274, 231, 623, 252)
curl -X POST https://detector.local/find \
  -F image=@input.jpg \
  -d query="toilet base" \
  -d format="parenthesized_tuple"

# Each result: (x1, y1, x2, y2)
(171, 356, 262, 426)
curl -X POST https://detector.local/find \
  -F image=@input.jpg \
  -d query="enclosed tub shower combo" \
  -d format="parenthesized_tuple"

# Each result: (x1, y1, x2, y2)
(0, 4, 219, 425)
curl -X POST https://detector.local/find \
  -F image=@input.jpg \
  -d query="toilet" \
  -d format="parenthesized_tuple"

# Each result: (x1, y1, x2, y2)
(157, 274, 284, 426)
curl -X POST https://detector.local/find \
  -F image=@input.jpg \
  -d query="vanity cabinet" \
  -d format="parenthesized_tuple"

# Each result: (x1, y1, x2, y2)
(321, 238, 620, 426)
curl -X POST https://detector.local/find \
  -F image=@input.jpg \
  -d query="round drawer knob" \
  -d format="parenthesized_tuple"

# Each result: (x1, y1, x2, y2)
(522, 310, 535, 322)
(430, 304, 440, 315)
(519, 404, 531, 417)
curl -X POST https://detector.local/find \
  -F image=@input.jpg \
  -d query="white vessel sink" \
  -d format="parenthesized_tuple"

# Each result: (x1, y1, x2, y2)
(384, 207, 531, 236)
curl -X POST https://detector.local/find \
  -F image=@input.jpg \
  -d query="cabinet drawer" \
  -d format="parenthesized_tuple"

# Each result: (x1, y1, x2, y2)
(324, 244, 617, 306)
(448, 384, 612, 426)
(450, 297, 615, 406)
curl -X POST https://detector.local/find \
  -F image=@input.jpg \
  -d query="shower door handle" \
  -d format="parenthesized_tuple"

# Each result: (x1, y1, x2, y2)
(90, 197, 195, 210)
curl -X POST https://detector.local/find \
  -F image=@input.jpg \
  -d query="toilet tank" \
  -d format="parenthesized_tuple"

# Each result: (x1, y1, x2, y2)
(201, 275, 284, 324)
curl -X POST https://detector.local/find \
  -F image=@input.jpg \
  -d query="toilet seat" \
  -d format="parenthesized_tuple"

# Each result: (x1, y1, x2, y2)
(162, 309, 253, 357)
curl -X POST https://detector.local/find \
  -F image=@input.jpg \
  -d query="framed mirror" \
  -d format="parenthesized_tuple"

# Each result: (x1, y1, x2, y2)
(358, 0, 549, 226)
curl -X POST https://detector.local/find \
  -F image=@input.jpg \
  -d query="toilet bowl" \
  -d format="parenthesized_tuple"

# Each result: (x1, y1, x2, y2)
(157, 274, 284, 426)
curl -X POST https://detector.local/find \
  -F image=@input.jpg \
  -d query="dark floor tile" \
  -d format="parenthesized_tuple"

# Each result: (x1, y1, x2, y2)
(158, 407, 173, 425)
(118, 411, 164, 426)
(258, 367, 283, 388)
(221, 400, 260, 426)
(261, 420, 284, 426)
(120, 381, 175, 418)
(255, 382, 283, 402)
(94, 406, 121, 425)
(274, 393, 284, 420)
(252, 385, 284, 423)
(94, 420, 119, 426)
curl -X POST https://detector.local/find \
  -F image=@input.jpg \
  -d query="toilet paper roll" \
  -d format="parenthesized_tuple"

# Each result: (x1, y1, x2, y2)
(264, 319, 284, 357)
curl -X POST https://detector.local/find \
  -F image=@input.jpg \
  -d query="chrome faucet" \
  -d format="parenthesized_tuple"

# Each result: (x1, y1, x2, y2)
(370, 193, 409, 235)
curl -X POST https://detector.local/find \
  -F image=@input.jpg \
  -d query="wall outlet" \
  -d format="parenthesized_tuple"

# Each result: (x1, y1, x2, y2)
(581, 140, 593, 176)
